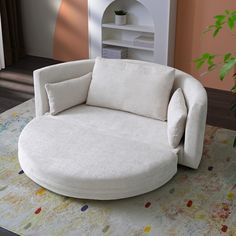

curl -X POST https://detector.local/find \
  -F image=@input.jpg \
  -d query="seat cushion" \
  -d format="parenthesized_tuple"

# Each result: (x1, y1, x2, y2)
(18, 105, 178, 200)
(86, 58, 175, 121)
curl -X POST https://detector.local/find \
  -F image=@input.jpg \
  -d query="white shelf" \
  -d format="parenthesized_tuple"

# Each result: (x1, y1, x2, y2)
(102, 23, 154, 33)
(103, 39, 154, 51)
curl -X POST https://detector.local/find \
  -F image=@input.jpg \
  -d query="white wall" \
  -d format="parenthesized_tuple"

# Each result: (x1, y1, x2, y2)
(20, 0, 61, 58)
(88, 0, 177, 66)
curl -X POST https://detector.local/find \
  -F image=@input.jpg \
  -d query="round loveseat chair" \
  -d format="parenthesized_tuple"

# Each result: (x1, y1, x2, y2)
(18, 59, 207, 200)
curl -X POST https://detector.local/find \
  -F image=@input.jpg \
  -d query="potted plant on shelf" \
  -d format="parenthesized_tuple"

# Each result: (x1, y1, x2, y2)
(114, 10, 127, 25)
(194, 9, 236, 147)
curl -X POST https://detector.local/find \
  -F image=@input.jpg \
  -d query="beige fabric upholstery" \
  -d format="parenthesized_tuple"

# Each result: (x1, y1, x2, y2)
(173, 70, 207, 169)
(19, 105, 178, 200)
(87, 57, 175, 121)
(167, 88, 187, 148)
(34, 59, 95, 117)
(45, 73, 92, 115)
(33, 59, 207, 169)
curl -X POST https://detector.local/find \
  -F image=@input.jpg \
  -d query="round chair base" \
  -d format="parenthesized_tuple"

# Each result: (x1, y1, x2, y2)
(18, 105, 178, 200)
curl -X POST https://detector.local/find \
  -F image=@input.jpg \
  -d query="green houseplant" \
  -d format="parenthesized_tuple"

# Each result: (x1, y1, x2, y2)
(114, 10, 127, 25)
(194, 10, 236, 147)
(114, 10, 127, 15)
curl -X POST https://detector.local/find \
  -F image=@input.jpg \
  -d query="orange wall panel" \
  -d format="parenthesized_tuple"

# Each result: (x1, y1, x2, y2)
(53, 0, 89, 61)
(175, 0, 236, 91)
(52, 0, 236, 91)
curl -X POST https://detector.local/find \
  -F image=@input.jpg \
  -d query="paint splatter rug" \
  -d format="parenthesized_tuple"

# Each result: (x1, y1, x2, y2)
(0, 100, 236, 236)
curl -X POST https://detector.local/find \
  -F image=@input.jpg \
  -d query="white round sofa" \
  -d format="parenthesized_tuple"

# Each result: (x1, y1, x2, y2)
(18, 59, 207, 200)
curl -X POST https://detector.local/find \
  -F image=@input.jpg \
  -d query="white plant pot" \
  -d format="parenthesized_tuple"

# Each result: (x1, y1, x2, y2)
(115, 15, 127, 25)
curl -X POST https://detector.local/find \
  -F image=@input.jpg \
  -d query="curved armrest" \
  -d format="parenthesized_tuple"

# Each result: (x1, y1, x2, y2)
(173, 70, 208, 169)
(34, 59, 95, 117)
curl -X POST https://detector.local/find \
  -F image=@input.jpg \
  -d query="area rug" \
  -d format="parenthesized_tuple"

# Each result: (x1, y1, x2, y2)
(0, 100, 236, 236)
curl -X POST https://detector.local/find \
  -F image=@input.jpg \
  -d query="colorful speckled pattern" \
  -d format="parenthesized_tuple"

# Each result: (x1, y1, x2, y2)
(0, 100, 236, 236)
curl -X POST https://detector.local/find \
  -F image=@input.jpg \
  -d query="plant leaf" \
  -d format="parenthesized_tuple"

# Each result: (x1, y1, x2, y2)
(207, 55, 215, 65)
(204, 25, 216, 33)
(233, 136, 236, 148)
(228, 17, 235, 29)
(232, 10, 236, 15)
(232, 14, 236, 21)
(208, 64, 216, 71)
(202, 53, 211, 58)
(194, 57, 204, 63)
(224, 53, 232, 62)
(194, 53, 216, 70)
(232, 85, 236, 93)
(213, 27, 222, 37)
(214, 15, 226, 22)
(196, 60, 205, 69)
(220, 58, 236, 80)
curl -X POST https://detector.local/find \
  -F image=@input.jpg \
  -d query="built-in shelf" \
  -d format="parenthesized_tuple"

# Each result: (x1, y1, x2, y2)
(103, 39, 154, 51)
(102, 23, 154, 33)
(89, 0, 177, 65)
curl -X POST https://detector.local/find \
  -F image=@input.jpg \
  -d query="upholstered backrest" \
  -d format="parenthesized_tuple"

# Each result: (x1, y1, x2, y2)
(86, 58, 175, 121)
(173, 70, 207, 169)
(34, 59, 207, 169)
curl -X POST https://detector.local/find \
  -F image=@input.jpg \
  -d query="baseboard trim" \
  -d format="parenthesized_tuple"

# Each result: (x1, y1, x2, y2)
(206, 87, 236, 130)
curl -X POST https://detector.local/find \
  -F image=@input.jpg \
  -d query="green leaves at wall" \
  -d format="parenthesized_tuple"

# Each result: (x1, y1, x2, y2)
(194, 9, 236, 147)
(194, 53, 216, 71)
(205, 10, 236, 37)
(220, 57, 236, 81)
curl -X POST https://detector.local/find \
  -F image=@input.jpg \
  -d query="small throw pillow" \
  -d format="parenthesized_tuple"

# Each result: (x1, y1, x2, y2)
(45, 72, 92, 115)
(86, 57, 175, 120)
(167, 88, 187, 148)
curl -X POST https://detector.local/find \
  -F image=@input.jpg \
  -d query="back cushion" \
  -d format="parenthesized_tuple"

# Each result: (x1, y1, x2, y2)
(86, 58, 175, 120)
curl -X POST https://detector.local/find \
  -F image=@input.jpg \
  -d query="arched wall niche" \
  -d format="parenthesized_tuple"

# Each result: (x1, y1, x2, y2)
(102, 0, 153, 26)
(88, 0, 177, 66)
(102, 0, 155, 62)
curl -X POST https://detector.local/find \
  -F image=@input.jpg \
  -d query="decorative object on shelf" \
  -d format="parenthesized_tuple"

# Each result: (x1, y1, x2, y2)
(134, 34, 154, 49)
(102, 46, 128, 59)
(114, 10, 127, 25)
